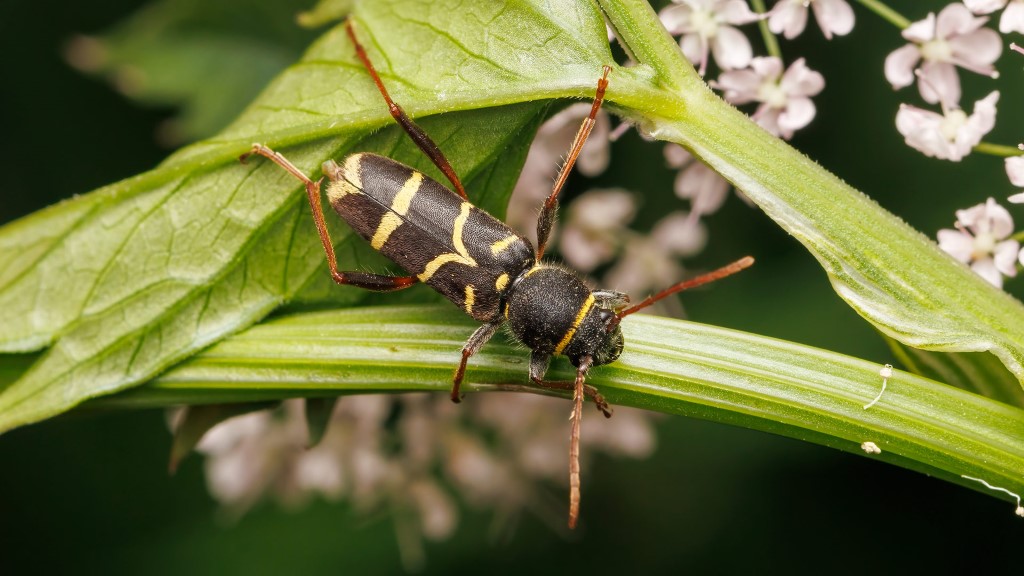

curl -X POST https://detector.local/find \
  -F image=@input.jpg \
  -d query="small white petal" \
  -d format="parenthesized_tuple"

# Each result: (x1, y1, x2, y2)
(994, 240, 1020, 277)
(903, 12, 937, 43)
(652, 211, 708, 255)
(964, 0, 1008, 15)
(935, 3, 987, 39)
(937, 228, 975, 262)
(711, 25, 754, 70)
(983, 197, 1015, 238)
(884, 44, 922, 89)
(949, 28, 1003, 70)
(675, 161, 730, 215)
(917, 60, 961, 106)
(1008, 191, 1024, 204)
(720, 0, 762, 25)
(780, 58, 825, 97)
(768, 1, 809, 39)
(777, 96, 817, 133)
(714, 68, 763, 103)
(812, 0, 855, 39)
(971, 258, 1005, 287)
(659, 3, 693, 35)
(1000, 1, 1024, 34)
(680, 33, 707, 71)
(750, 55, 784, 78)
(664, 143, 693, 168)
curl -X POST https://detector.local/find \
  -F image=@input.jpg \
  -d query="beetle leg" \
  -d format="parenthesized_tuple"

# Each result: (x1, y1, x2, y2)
(451, 321, 501, 403)
(529, 351, 612, 417)
(535, 65, 612, 259)
(243, 143, 419, 291)
(345, 20, 468, 201)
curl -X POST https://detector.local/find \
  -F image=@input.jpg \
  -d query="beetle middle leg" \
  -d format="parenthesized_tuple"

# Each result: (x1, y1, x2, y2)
(242, 144, 420, 292)
(450, 321, 501, 403)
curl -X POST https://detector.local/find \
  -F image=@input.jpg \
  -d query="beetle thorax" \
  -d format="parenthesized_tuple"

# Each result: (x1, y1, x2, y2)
(504, 265, 624, 366)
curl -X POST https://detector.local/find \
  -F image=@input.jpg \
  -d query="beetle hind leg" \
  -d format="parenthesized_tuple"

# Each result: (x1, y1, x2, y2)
(242, 143, 420, 292)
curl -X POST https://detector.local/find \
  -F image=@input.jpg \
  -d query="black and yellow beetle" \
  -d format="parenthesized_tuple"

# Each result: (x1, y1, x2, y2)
(244, 20, 752, 528)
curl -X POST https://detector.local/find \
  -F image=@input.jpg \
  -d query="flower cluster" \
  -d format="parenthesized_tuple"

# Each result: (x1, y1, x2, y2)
(189, 394, 656, 569)
(937, 197, 1023, 288)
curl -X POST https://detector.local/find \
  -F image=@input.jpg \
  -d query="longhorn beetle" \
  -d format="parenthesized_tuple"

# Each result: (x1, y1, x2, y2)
(242, 19, 754, 529)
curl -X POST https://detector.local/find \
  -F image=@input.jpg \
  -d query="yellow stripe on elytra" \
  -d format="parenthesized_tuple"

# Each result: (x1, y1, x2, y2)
(371, 212, 402, 249)
(327, 153, 365, 204)
(417, 202, 478, 282)
(452, 202, 472, 258)
(368, 172, 423, 250)
(553, 293, 595, 355)
(343, 154, 363, 188)
(495, 273, 509, 292)
(490, 235, 519, 256)
(464, 285, 475, 314)
(391, 171, 421, 215)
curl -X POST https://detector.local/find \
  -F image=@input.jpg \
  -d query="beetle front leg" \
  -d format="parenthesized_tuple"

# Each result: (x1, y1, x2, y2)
(529, 351, 613, 418)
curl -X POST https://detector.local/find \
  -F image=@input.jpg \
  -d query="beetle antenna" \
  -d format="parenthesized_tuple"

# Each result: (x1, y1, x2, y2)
(612, 256, 754, 325)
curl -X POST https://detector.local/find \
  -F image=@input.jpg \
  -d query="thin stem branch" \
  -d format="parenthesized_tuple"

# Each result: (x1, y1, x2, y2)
(855, 0, 911, 29)
(974, 141, 1023, 158)
(750, 0, 782, 59)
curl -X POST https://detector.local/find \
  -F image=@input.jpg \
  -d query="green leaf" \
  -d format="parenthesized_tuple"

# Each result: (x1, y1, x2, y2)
(66, 0, 320, 143)
(0, 0, 611, 432)
(93, 305, 1024, 502)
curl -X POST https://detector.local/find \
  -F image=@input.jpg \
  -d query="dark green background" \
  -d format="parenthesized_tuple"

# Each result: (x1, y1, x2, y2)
(1, 1, 1021, 573)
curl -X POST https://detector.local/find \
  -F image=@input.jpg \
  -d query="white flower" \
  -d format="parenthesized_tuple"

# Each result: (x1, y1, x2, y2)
(768, 0, 855, 39)
(714, 57, 825, 139)
(937, 197, 1020, 287)
(964, 0, 1024, 34)
(884, 3, 1002, 106)
(895, 91, 998, 161)
(659, 0, 762, 76)
(507, 103, 611, 244)
(1006, 154, 1024, 203)
(604, 212, 707, 298)
(559, 189, 637, 272)
(188, 393, 657, 566)
(665, 144, 732, 219)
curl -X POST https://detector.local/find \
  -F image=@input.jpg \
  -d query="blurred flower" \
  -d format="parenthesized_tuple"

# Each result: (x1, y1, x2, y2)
(604, 211, 707, 298)
(937, 197, 1020, 287)
(884, 3, 1001, 106)
(190, 393, 656, 568)
(768, 0, 855, 40)
(1006, 153, 1024, 203)
(507, 103, 611, 245)
(559, 188, 637, 272)
(665, 144, 732, 220)
(714, 57, 825, 139)
(659, 0, 762, 76)
(895, 91, 998, 161)
(964, 0, 1024, 34)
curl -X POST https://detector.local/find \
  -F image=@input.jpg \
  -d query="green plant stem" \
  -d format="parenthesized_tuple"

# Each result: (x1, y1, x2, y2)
(975, 141, 1022, 158)
(88, 306, 1024, 505)
(855, 0, 911, 29)
(750, 0, 782, 59)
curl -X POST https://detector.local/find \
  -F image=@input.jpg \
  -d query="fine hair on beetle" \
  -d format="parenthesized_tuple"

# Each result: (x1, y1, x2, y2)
(241, 18, 753, 529)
